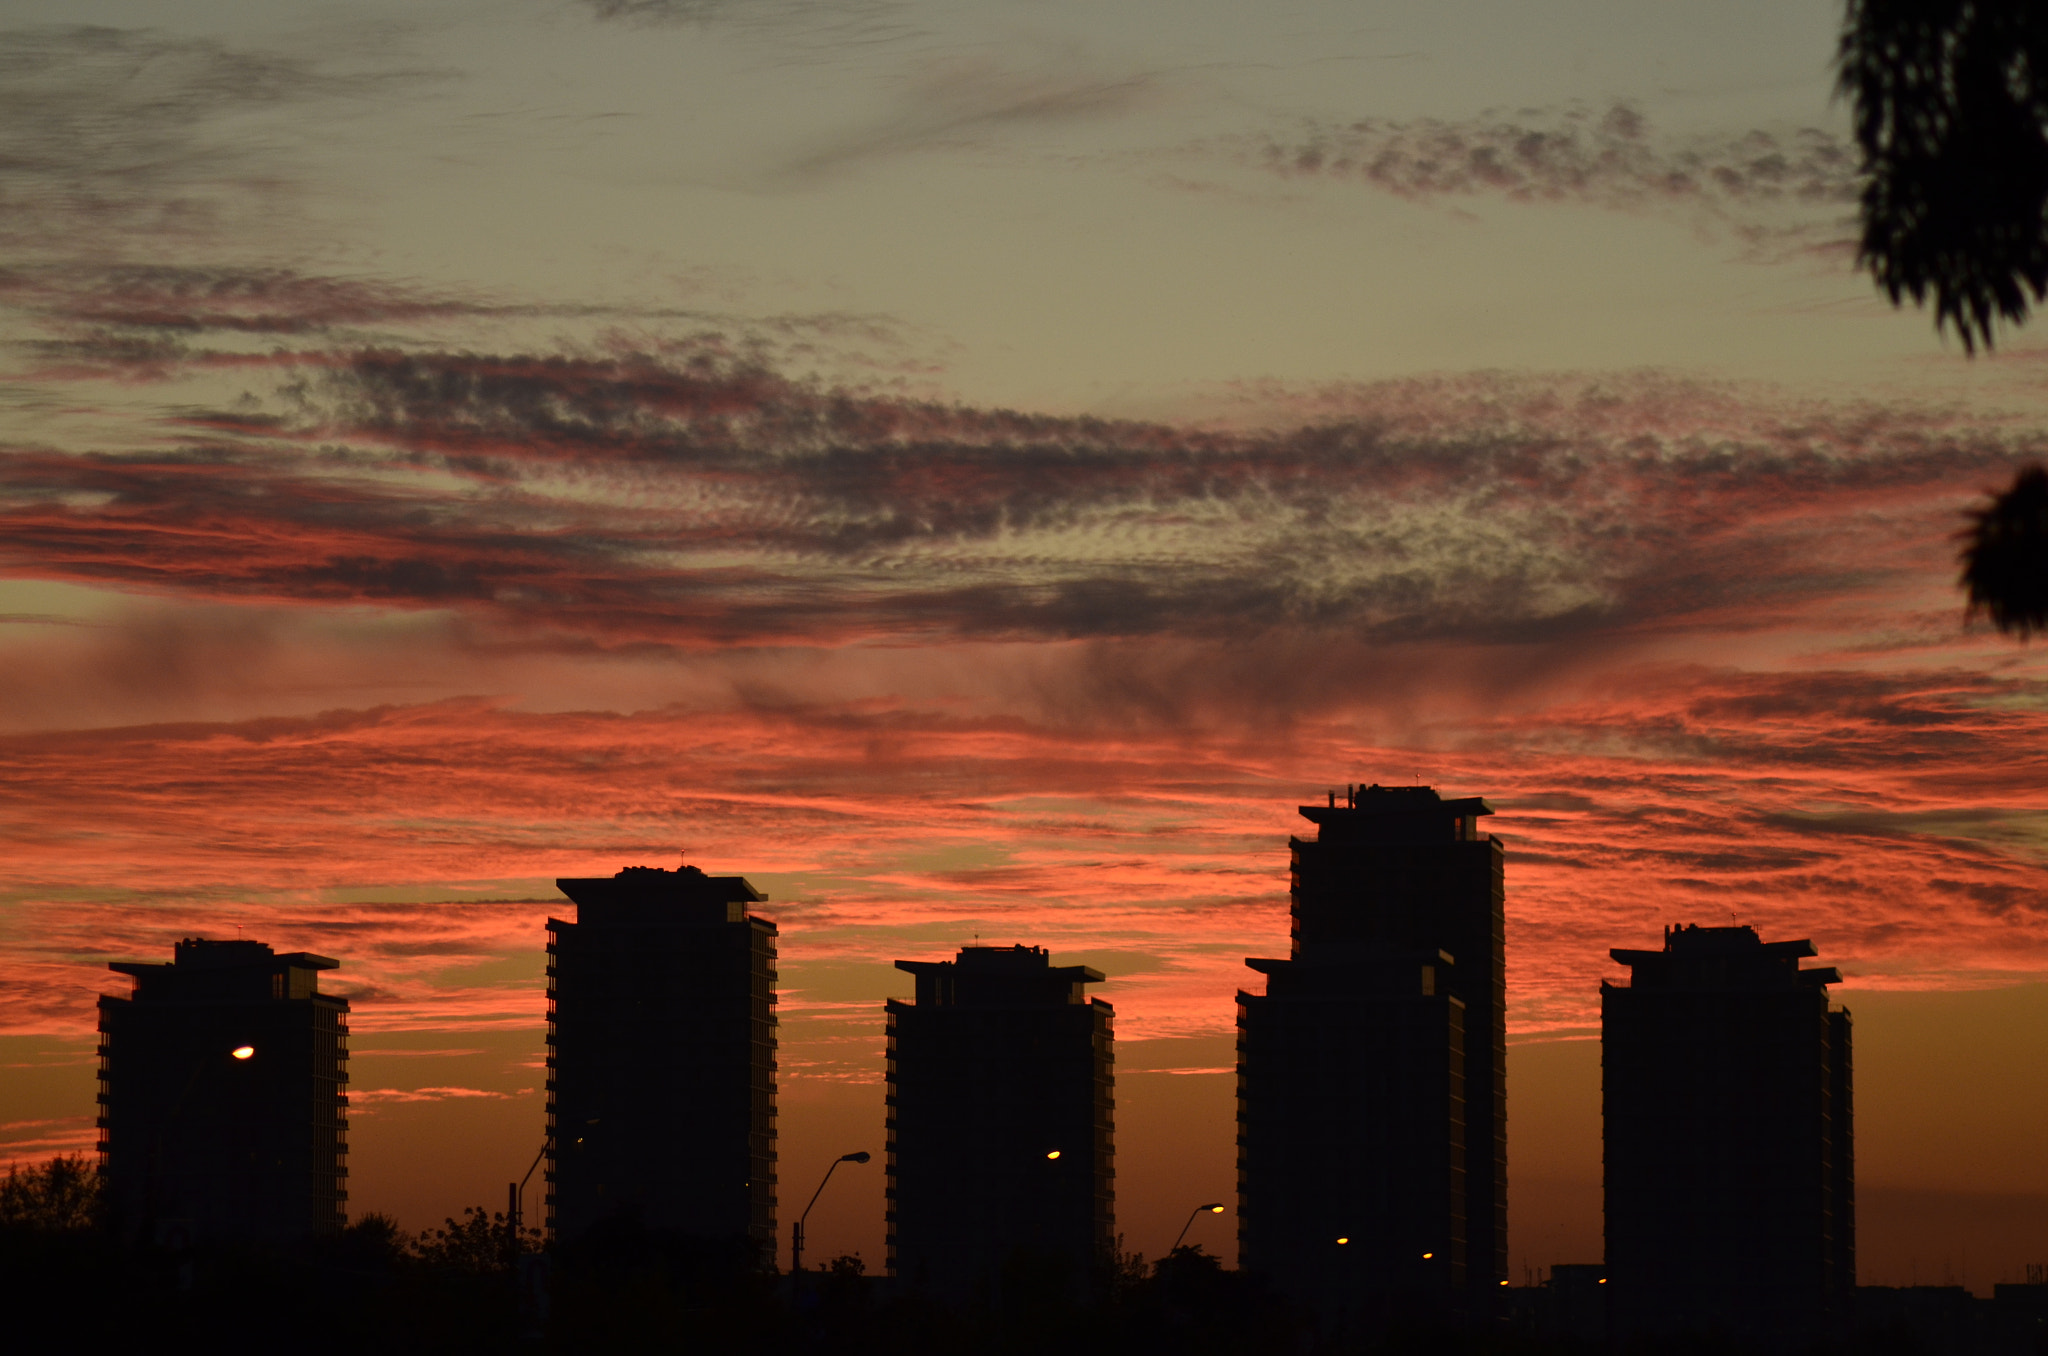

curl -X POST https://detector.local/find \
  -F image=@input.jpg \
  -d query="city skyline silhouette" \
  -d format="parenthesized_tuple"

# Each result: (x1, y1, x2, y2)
(22, 785, 2048, 1300)
(37, 776, 2048, 1351)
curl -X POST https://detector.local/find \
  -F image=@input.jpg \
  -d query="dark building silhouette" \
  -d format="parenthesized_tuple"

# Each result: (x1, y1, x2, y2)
(97, 938, 349, 1243)
(1237, 783, 1507, 1312)
(886, 945, 1114, 1299)
(1603, 923, 1854, 1345)
(547, 865, 777, 1255)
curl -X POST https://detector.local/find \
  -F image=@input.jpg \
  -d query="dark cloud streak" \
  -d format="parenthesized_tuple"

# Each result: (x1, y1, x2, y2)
(1240, 102, 1860, 262)
(0, 25, 445, 260)
(0, 330, 2031, 649)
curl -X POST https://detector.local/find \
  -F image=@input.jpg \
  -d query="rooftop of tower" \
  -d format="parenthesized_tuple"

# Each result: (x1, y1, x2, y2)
(1609, 923, 1842, 990)
(108, 937, 342, 1000)
(555, 862, 769, 926)
(895, 944, 1105, 1006)
(1297, 783, 1493, 843)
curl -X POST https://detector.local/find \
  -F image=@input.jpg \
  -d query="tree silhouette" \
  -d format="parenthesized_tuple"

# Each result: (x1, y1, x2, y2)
(409, 1204, 542, 1273)
(0, 1155, 101, 1232)
(1961, 465, 2048, 635)
(1839, 2, 2048, 636)
(1840, 0, 2048, 352)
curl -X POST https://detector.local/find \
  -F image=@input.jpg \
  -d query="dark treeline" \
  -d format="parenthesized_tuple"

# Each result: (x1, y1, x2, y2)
(8, 1154, 2025, 1356)
(2, 1155, 1581, 1356)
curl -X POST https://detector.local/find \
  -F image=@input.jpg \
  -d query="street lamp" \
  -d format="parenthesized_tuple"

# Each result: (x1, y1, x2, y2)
(508, 1134, 550, 1250)
(1170, 1202, 1226, 1253)
(791, 1151, 870, 1280)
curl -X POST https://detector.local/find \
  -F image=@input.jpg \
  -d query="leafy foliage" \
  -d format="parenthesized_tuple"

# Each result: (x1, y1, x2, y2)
(1962, 464, 2048, 635)
(1839, 0, 2048, 350)
(0, 1154, 102, 1232)
(410, 1204, 544, 1273)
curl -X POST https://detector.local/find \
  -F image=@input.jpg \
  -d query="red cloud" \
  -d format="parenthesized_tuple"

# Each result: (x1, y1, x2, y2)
(0, 654, 2040, 1049)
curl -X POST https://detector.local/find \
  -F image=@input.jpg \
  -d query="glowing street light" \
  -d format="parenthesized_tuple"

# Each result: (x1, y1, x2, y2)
(1045, 1150, 1061, 1160)
(1170, 1201, 1227, 1252)
(1335, 1236, 1350, 1246)
(230, 1046, 255, 1060)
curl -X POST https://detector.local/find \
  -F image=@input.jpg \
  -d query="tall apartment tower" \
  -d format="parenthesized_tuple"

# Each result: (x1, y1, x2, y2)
(98, 938, 349, 1243)
(1238, 783, 1508, 1308)
(1603, 924, 1854, 1345)
(886, 945, 1114, 1299)
(548, 865, 777, 1255)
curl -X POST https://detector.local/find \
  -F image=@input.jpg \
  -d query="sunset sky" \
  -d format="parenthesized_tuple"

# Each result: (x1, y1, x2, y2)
(4, 0, 2047, 1292)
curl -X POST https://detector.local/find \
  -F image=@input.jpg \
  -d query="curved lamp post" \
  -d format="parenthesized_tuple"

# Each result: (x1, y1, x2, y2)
(508, 1135, 550, 1248)
(792, 1151, 871, 1279)
(1171, 1202, 1227, 1253)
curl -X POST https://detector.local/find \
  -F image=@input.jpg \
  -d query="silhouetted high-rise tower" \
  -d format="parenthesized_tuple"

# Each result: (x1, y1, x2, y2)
(548, 865, 777, 1253)
(1603, 924, 1854, 1344)
(98, 938, 349, 1243)
(1238, 783, 1507, 1307)
(886, 945, 1113, 1299)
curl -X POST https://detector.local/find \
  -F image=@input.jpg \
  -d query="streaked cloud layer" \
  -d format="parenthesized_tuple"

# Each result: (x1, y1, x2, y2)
(4, 273, 2044, 1062)
(5, 269, 2031, 654)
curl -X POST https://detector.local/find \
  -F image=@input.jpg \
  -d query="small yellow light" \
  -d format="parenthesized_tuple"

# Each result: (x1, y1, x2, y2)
(231, 1046, 255, 1060)
(1209, 1205, 1225, 1214)
(1598, 1278, 1607, 1285)
(1499, 1280, 1509, 1287)
(1422, 1252, 1433, 1259)
(1335, 1237, 1349, 1246)
(1045, 1150, 1061, 1160)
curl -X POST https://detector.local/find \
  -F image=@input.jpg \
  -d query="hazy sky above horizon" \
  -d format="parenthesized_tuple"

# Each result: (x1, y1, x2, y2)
(3, 0, 2046, 1289)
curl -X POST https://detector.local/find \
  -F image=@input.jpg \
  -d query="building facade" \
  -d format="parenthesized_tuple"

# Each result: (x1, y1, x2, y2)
(886, 945, 1114, 1299)
(1238, 783, 1508, 1311)
(548, 865, 777, 1255)
(98, 938, 349, 1243)
(1603, 924, 1855, 1344)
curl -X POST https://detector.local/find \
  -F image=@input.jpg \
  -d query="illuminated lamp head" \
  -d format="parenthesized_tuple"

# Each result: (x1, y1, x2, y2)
(231, 1046, 255, 1060)
(1045, 1150, 1061, 1160)
(1335, 1237, 1349, 1246)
